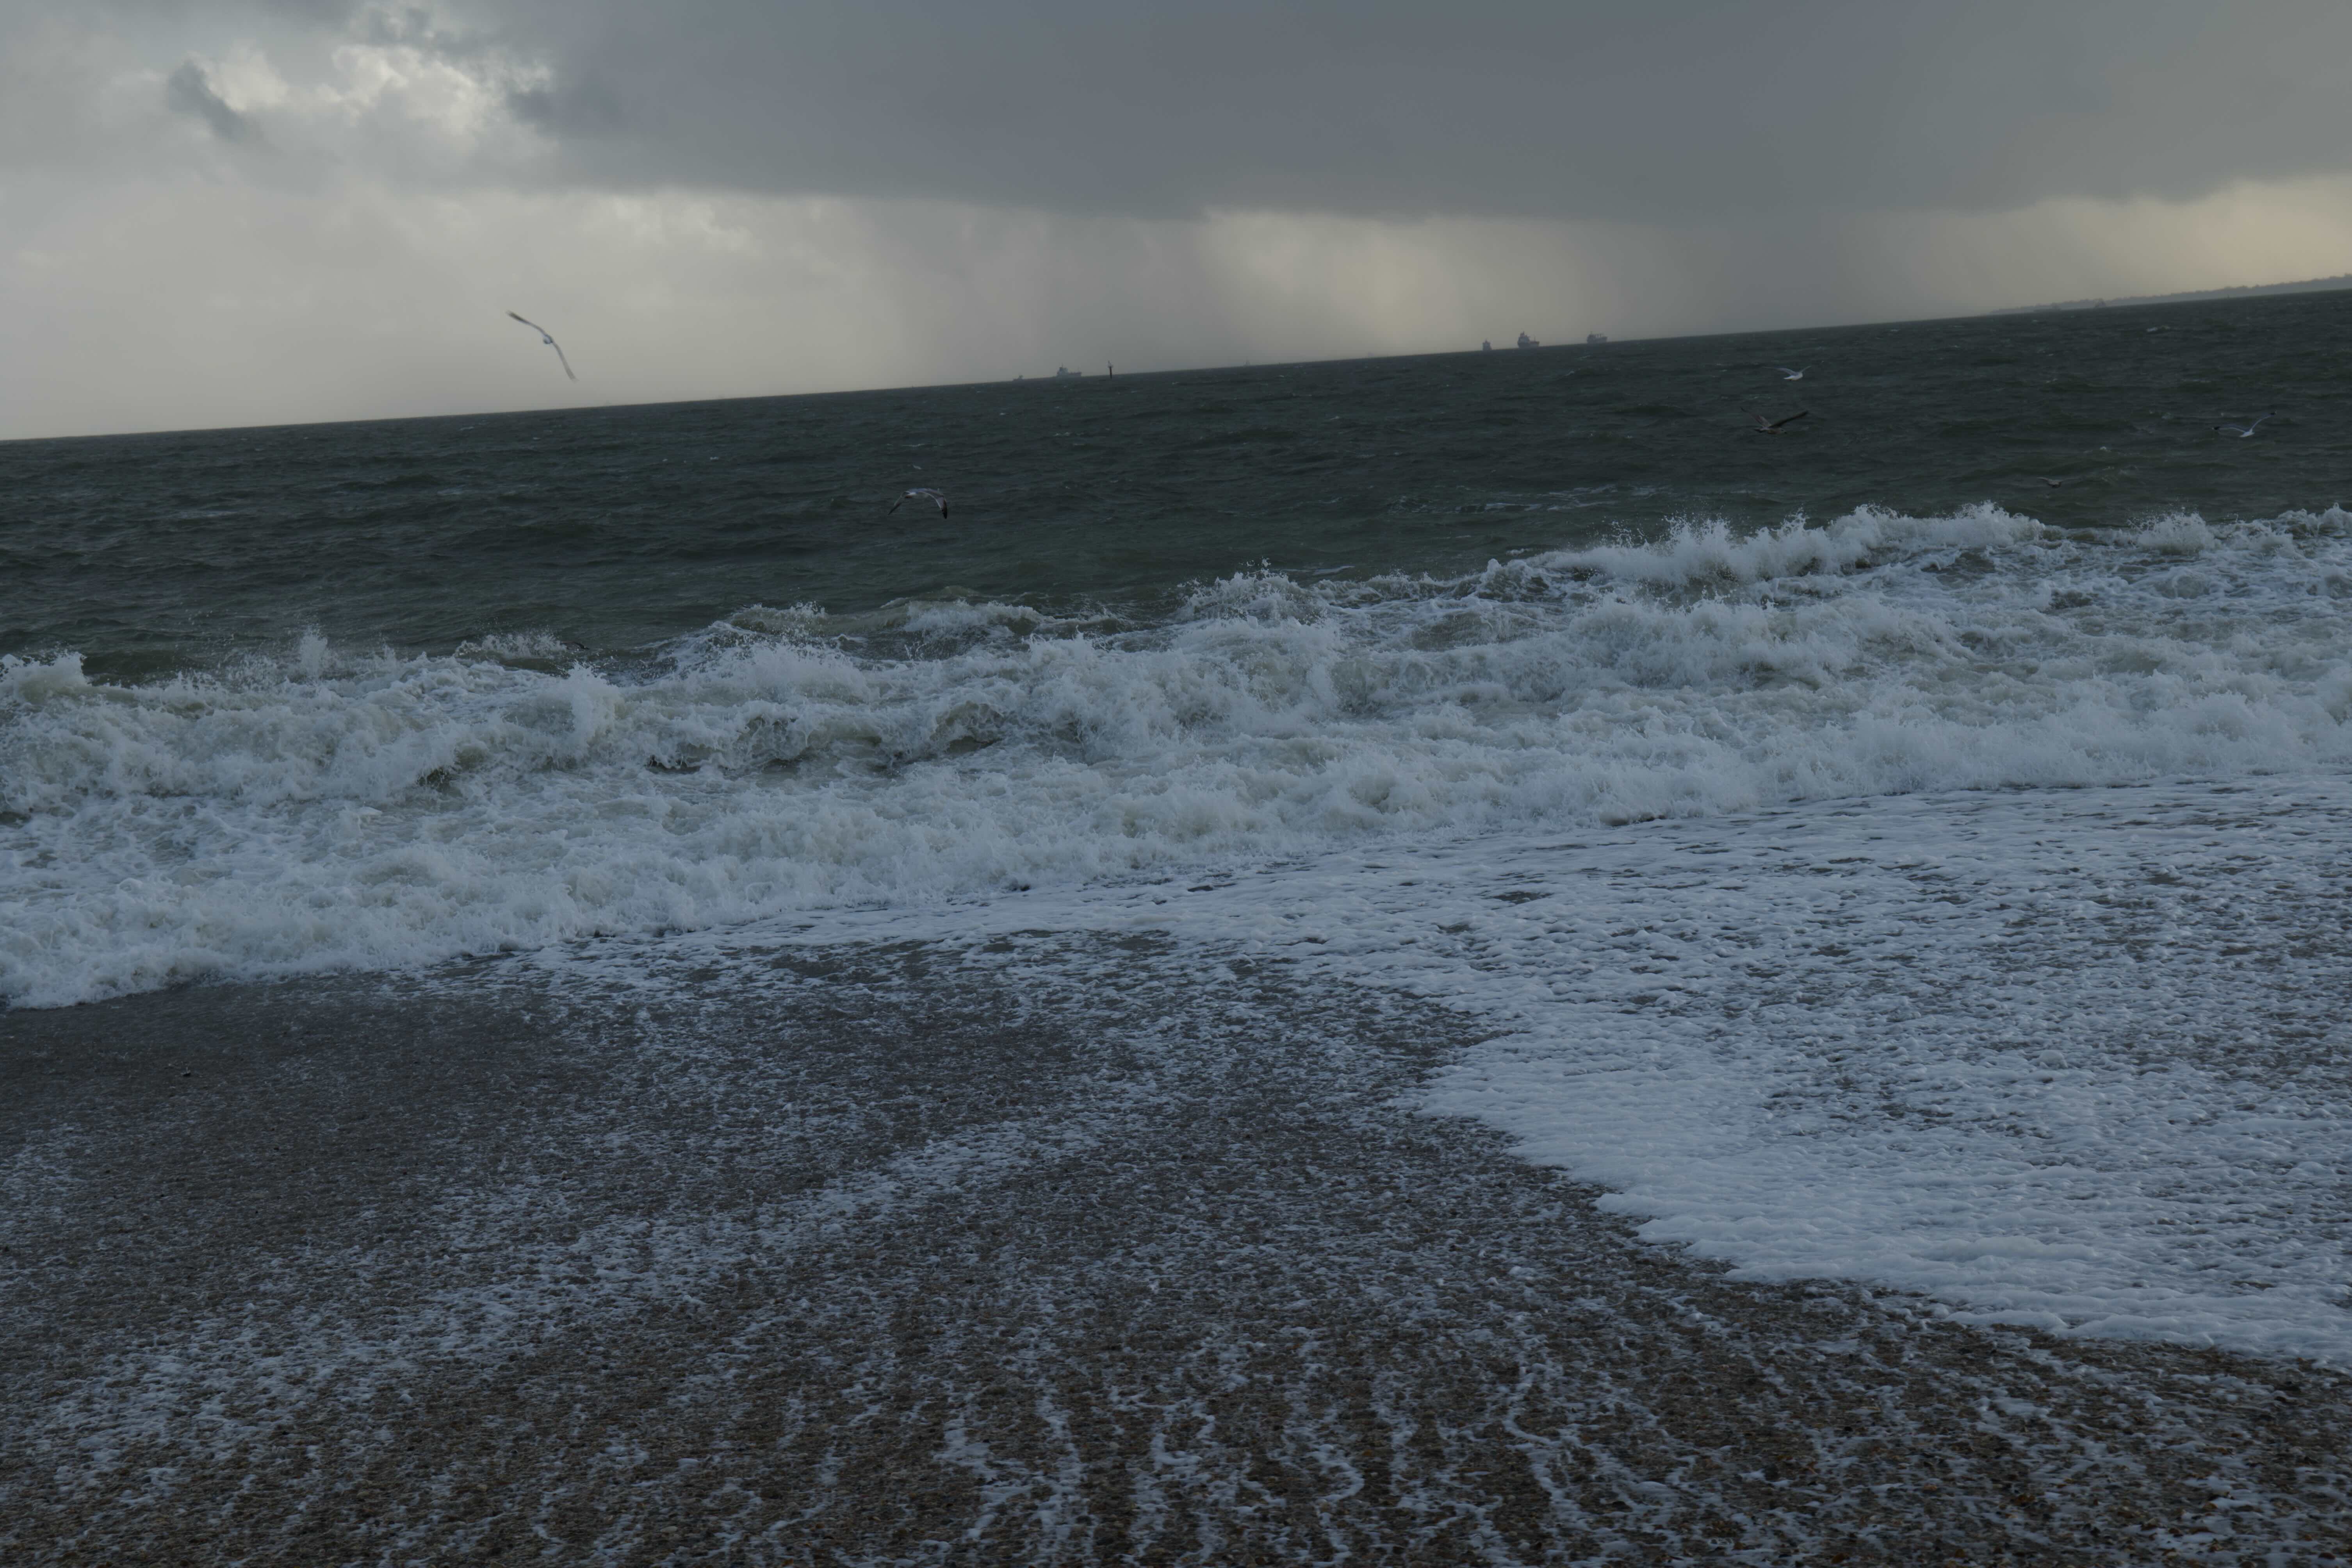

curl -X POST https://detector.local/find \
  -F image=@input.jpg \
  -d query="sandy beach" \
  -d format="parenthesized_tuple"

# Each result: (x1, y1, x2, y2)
(4, 941, 2344, 1566)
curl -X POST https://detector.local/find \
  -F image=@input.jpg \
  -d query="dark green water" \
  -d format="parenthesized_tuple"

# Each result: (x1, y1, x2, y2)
(5, 289, 2347, 682)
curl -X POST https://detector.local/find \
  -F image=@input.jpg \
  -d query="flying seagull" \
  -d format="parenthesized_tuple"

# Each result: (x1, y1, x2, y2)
(2035, 476, 2065, 488)
(1775, 366, 1808, 381)
(889, 487, 950, 518)
(2212, 411, 2274, 439)
(506, 312, 576, 381)
(1747, 409, 1810, 435)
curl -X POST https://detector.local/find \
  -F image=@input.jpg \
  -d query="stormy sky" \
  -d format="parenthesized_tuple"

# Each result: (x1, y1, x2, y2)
(6, 0, 2351, 438)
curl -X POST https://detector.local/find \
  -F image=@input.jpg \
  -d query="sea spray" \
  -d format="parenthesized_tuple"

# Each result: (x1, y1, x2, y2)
(6, 503, 2350, 1007)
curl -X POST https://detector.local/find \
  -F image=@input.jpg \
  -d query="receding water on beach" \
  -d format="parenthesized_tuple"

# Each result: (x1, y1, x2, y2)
(5, 293, 2351, 1562)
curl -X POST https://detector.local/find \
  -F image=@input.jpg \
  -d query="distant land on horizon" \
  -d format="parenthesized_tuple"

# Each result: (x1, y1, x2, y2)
(1466, 269, 2352, 360)
(1993, 271, 2352, 315)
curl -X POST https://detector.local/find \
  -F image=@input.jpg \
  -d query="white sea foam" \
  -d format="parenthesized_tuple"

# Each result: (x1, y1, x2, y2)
(616, 774, 2352, 1366)
(13, 501, 2350, 1363)
(5, 502, 2351, 1008)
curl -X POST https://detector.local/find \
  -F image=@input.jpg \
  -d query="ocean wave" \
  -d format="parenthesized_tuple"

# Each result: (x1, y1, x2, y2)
(1531, 502, 2046, 586)
(6, 502, 2350, 1007)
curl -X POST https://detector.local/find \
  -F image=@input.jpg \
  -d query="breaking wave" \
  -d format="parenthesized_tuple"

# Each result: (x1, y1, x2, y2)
(7, 502, 2352, 1006)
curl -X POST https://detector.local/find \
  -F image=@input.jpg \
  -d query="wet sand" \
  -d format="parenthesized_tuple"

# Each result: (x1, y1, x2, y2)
(2, 941, 2346, 1565)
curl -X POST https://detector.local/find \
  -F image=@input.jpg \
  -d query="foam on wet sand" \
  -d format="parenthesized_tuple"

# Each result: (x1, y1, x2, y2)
(2, 946, 2345, 1563)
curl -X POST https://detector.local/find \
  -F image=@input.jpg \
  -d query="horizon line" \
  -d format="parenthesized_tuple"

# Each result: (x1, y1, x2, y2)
(10, 274, 2351, 448)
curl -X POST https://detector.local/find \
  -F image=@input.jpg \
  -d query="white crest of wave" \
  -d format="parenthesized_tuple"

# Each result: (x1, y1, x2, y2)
(1543, 504, 2044, 585)
(5, 502, 2350, 1006)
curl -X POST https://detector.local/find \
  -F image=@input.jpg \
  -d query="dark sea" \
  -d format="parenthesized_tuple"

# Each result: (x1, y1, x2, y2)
(9, 292, 2349, 678)
(6, 289, 2352, 1364)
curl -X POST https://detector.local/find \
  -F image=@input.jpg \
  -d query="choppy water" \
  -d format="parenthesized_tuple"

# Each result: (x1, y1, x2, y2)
(6, 289, 2351, 1362)
(8, 290, 2347, 679)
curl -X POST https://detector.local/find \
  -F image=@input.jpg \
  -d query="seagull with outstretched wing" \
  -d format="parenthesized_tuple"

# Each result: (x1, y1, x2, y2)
(889, 487, 950, 518)
(2212, 411, 2273, 439)
(507, 312, 576, 381)
(1747, 409, 1809, 435)
(1775, 366, 1808, 381)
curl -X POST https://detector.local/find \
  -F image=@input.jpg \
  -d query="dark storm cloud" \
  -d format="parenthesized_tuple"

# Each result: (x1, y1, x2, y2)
(472, 0, 2352, 221)
(164, 59, 258, 143)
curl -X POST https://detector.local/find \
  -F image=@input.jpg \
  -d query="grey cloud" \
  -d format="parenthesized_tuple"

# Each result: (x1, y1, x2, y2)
(507, 77, 625, 138)
(21, 0, 2352, 444)
(465, 0, 2352, 223)
(164, 59, 259, 143)
(361, 5, 497, 60)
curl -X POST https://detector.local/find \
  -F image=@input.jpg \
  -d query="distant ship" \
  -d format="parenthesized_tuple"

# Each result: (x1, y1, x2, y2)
(1055, 366, 1084, 378)
(1516, 332, 1540, 349)
(1482, 340, 1493, 351)
(1585, 333, 1609, 344)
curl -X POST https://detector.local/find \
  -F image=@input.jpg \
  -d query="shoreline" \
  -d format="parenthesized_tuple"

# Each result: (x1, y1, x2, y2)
(4, 946, 2345, 1564)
